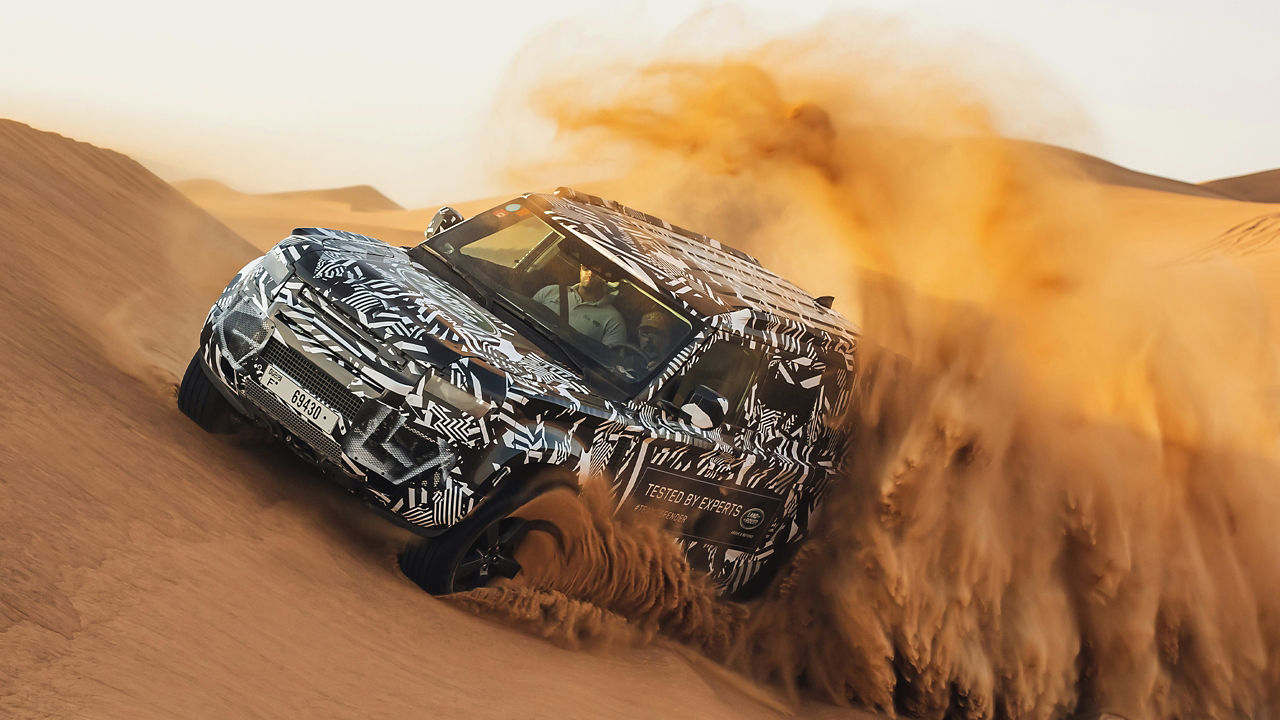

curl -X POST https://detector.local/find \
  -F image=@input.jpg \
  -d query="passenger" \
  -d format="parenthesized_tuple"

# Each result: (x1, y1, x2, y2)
(533, 263, 626, 346)
(637, 311, 678, 369)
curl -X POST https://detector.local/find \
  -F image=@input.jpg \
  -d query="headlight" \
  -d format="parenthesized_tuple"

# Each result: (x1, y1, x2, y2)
(261, 248, 291, 283)
(218, 296, 272, 367)
(211, 257, 264, 316)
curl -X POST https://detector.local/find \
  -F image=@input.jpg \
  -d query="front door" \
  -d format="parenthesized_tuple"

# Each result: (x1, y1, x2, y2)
(614, 333, 787, 561)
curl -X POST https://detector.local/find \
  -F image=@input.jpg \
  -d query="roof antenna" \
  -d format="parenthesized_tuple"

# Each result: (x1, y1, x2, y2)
(816, 296, 835, 309)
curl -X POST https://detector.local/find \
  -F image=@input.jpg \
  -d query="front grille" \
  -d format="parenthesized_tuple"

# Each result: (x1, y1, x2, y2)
(259, 339, 363, 420)
(244, 379, 344, 463)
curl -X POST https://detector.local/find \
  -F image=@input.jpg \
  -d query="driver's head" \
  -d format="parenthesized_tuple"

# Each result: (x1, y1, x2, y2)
(578, 263, 603, 292)
(637, 311, 675, 360)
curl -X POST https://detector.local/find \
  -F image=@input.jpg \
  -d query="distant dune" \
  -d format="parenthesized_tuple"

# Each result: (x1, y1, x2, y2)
(173, 138, 1252, 255)
(175, 178, 429, 251)
(260, 184, 405, 212)
(171, 177, 239, 196)
(1008, 140, 1238, 199)
(173, 180, 404, 212)
(1201, 169, 1280, 203)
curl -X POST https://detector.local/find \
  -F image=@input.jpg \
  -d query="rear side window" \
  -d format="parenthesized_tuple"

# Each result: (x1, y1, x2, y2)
(754, 352, 825, 437)
(667, 339, 763, 426)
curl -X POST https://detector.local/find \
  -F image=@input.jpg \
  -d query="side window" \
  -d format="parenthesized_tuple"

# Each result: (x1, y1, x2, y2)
(817, 352, 853, 429)
(754, 351, 825, 440)
(667, 339, 763, 426)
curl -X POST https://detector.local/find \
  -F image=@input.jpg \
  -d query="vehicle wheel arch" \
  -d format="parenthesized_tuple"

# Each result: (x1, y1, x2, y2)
(399, 461, 583, 595)
(470, 456, 585, 514)
(469, 419, 591, 495)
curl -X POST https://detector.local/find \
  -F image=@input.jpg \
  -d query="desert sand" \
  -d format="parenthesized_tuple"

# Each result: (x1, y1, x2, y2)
(4, 103, 1280, 720)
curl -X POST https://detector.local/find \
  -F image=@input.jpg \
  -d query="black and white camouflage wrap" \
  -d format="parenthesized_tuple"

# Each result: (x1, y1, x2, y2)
(197, 188, 859, 596)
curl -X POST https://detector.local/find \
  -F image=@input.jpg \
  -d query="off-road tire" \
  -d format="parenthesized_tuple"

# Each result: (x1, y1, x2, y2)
(178, 351, 236, 433)
(399, 467, 578, 595)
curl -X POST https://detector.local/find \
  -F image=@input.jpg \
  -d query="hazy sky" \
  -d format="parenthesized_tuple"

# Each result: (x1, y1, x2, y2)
(4, 0, 1277, 206)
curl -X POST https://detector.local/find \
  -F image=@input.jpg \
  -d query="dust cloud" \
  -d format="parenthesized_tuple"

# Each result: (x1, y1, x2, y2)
(448, 482, 742, 654)
(456, 16, 1280, 720)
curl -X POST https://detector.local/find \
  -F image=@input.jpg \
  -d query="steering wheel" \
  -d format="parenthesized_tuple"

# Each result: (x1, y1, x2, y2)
(611, 343, 649, 379)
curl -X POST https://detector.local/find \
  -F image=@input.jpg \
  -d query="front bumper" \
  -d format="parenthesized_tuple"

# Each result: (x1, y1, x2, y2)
(201, 273, 476, 533)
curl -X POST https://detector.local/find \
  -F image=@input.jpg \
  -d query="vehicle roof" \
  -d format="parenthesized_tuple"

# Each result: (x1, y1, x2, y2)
(525, 188, 860, 351)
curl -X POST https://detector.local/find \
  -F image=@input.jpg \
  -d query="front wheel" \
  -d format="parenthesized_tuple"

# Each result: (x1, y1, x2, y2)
(398, 468, 579, 595)
(178, 351, 237, 433)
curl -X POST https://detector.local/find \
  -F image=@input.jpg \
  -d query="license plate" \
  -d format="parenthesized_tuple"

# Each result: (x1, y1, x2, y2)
(261, 365, 338, 434)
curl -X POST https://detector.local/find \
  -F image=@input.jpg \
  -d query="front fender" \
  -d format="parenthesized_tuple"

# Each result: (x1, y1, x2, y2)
(474, 419, 590, 491)
(428, 421, 587, 529)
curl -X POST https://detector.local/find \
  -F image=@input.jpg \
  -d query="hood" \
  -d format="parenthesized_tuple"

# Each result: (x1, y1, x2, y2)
(282, 230, 608, 412)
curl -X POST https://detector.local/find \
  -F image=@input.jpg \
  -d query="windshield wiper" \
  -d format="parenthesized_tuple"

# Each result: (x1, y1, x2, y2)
(411, 248, 497, 312)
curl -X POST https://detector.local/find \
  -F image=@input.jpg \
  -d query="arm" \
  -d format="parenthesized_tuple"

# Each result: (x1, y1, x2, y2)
(601, 308, 628, 347)
(532, 284, 557, 309)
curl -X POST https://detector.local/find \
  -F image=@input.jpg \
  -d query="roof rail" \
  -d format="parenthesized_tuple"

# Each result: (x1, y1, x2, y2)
(553, 186, 762, 267)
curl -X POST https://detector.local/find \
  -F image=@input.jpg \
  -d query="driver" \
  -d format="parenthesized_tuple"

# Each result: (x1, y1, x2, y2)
(533, 263, 626, 346)
(637, 310, 677, 369)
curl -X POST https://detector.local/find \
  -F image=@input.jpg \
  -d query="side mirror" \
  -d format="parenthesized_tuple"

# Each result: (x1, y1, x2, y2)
(425, 206, 464, 239)
(681, 384, 729, 430)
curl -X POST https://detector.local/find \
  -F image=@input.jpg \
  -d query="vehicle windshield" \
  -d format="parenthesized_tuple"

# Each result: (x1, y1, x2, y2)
(421, 200, 694, 396)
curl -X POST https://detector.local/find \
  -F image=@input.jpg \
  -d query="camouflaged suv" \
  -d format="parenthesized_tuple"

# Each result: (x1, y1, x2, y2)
(179, 187, 859, 598)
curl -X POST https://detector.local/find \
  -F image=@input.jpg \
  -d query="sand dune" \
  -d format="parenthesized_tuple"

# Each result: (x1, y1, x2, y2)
(0, 119, 852, 720)
(1012, 140, 1238, 199)
(175, 178, 430, 251)
(173, 180, 404, 212)
(1202, 168, 1280, 203)
(261, 184, 404, 212)
(1186, 211, 1280, 258)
